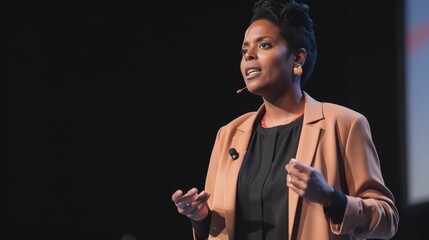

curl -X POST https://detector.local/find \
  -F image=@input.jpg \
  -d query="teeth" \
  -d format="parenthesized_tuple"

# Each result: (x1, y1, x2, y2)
(247, 68, 260, 75)
(248, 71, 258, 76)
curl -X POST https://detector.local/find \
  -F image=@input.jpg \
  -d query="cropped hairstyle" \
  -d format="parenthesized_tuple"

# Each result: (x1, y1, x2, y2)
(251, 0, 317, 86)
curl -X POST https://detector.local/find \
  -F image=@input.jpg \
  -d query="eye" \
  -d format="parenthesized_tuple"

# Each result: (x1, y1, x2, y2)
(259, 42, 272, 49)
(241, 48, 248, 56)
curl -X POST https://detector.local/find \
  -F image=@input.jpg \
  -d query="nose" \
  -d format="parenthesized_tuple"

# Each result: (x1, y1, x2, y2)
(244, 47, 257, 61)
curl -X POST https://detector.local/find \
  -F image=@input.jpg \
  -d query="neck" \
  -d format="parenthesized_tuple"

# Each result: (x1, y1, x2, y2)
(262, 91, 305, 127)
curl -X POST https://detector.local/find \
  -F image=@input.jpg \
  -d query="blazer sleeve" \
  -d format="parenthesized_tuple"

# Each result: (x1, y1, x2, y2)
(330, 114, 399, 239)
(192, 127, 224, 240)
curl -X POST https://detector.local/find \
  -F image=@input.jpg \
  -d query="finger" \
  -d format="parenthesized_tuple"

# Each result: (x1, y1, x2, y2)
(287, 171, 308, 188)
(292, 161, 312, 174)
(194, 191, 210, 204)
(287, 160, 311, 181)
(184, 188, 198, 196)
(171, 189, 184, 202)
(193, 191, 207, 201)
(186, 192, 210, 208)
(285, 158, 296, 172)
(288, 180, 305, 196)
(285, 158, 301, 173)
(285, 162, 292, 173)
(287, 174, 306, 195)
(287, 173, 297, 187)
(286, 166, 307, 182)
(175, 188, 198, 208)
(184, 194, 210, 217)
(180, 193, 209, 215)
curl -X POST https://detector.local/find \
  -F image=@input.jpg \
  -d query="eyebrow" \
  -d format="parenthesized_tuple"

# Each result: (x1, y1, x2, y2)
(242, 36, 276, 47)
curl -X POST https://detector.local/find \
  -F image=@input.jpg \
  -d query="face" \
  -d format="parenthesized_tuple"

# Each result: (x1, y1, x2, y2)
(240, 19, 295, 97)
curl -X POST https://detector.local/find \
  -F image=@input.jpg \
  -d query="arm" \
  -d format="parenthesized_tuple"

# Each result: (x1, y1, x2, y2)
(190, 127, 224, 240)
(286, 114, 399, 239)
(172, 128, 225, 240)
(330, 114, 399, 239)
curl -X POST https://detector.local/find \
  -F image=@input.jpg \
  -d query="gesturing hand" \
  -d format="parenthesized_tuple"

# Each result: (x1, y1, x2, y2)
(171, 188, 210, 221)
(285, 158, 334, 207)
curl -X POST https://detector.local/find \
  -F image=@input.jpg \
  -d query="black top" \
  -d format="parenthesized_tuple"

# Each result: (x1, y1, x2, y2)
(191, 114, 347, 240)
(234, 115, 303, 240)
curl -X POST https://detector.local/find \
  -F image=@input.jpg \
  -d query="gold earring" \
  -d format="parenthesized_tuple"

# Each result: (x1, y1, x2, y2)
(294, 64, 303, 77)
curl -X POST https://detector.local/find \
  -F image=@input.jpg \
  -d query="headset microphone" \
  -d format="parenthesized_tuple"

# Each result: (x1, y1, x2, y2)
(236, 87, 247, 94)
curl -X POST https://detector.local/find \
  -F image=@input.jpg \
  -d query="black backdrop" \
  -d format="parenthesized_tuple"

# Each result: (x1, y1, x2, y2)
(4, 1, 428, 239)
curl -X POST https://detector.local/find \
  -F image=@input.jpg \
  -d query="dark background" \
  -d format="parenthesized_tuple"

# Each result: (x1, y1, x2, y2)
(4, 1, 428, 239)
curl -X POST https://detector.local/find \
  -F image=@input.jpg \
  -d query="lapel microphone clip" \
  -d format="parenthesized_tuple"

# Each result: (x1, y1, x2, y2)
(229, 148, 239, 160)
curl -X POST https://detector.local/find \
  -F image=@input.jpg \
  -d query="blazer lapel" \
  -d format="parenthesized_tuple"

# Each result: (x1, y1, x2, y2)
(288, 92, 324, 239)
(224, 105, 265, 239)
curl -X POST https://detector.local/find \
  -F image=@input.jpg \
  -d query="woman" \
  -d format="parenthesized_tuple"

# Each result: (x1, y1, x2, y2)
(172, 0, 399, 239)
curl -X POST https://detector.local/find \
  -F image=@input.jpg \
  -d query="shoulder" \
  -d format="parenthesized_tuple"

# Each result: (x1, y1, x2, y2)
(322, 102, 365, 120)
(304, 92, 367, 124)
(211, 111, 258, 148)
(218, 111, 257, 134)
(320, 102, 371, 133)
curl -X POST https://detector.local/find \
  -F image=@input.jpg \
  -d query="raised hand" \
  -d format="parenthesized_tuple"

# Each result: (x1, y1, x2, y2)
(172, 188, 211, 221)
(285, 158, 334, 206)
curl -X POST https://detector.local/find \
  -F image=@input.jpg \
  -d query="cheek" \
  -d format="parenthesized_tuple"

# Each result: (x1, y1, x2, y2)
(263, 58, 283, 78)
(271, 55, 291, 78)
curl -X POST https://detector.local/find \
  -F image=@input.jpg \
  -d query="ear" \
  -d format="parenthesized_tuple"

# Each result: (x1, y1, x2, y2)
(294, 48, 307, 66)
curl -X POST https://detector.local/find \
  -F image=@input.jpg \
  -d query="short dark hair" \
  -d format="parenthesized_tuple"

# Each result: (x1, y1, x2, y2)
(250, 0, 317, 87)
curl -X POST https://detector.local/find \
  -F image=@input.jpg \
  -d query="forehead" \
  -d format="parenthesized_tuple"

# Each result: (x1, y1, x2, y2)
(243, 19, 281, 40)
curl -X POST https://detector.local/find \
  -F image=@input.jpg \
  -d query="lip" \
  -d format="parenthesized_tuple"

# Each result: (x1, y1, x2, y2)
(245, 67, 262, 80)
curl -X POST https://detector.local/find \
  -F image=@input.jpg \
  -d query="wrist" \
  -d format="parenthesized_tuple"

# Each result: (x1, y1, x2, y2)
(192, 208, 211, 223)
(191, 205, 209, 222)
(323, 187, 335, 207)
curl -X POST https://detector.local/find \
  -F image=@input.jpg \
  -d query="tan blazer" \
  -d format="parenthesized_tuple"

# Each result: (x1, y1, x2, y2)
(195, 92, 399, 240)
